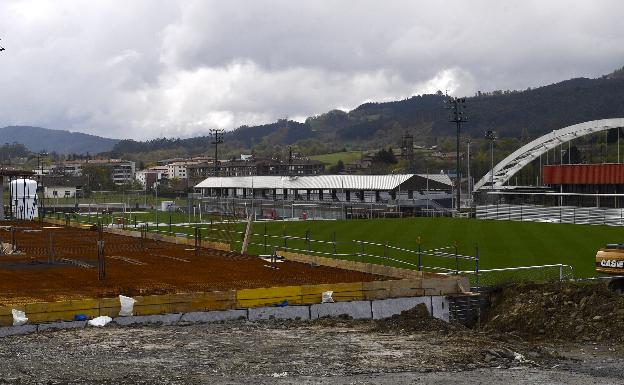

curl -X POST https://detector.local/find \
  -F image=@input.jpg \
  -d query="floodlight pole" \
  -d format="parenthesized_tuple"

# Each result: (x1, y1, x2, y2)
(447, 97, 467, 213)
(210, 129, 224, 177)
(485, 130, 497, 202)
(466, 138, 471, 205)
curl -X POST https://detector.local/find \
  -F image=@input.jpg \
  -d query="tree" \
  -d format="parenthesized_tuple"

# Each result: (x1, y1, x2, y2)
(329, 160, 345, 174)
(372, 147, 397, 164)
(82, 164, 113, 191)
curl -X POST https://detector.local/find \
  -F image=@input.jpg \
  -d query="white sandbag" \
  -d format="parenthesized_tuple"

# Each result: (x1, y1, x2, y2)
(12, 309, 28, 326)
(119, 295, 136, 316)
(88, 316, 112, 327)
(321, 291, 334, 303)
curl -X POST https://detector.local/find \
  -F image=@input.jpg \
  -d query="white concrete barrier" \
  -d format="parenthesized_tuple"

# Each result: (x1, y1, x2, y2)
(371, 297, 431, 320)
(310, 301, 373, 319)
(248, 306, 310, 321)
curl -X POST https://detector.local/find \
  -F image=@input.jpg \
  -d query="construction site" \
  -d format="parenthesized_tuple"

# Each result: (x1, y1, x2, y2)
(0, 213, 622, 384)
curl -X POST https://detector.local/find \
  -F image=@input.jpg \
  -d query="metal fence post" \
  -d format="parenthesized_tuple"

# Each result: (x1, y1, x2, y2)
(454, 242, 459, 274)
(559, 264, 563, 281)
(417, 237, 422, 271)
(306, 230, 311, 252)
(475, 244, 480, 289)
(264, 223, 267, 254)
(332, 232, 337, 256)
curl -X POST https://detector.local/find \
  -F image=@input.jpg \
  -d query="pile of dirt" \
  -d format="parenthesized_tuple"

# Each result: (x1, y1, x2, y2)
(485, 281, 624, 342)
(374, 303, 465, 334)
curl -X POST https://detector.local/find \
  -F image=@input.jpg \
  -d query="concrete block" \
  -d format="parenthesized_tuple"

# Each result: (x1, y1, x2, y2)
(248, 306, 310, 321)
(180, 309, 247, 323)
(371, 297, 431, 320)
(113, 313, 182, 326)
(431, 296, 450, 322)
(38, 320, 87, 332)
(0, 325, 37, 338)
(310, 301, 372, 320)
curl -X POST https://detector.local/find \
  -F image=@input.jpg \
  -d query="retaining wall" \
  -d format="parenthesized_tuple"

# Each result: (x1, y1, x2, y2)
(0, 276, 464, 326)
(0, 295, 451, 337)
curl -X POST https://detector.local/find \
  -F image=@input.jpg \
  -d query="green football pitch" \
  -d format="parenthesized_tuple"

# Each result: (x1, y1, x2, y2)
(237, 217, 619, 278)
(71, 212, 621, 279)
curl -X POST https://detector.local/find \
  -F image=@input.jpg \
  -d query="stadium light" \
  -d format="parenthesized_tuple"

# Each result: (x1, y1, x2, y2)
(209, 129, 224, 177)
(485, 130, 497, 194)
(447, 96, 468, 212)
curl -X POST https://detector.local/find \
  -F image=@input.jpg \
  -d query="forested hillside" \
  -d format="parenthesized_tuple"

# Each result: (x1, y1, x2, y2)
(108, 66, 624, 159)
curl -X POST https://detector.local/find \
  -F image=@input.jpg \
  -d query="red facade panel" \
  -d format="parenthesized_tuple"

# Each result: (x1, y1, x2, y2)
(543, 164, 624, 185)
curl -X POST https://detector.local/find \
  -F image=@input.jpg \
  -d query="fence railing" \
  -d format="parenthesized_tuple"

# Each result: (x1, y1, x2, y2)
(452, 263, 575, 287)
(476, 204, 624, 226)
(57, 212, 576, 287)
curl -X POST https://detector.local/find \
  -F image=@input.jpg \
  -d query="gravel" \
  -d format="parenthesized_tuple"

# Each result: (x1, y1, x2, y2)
(0, 319, 622, 384)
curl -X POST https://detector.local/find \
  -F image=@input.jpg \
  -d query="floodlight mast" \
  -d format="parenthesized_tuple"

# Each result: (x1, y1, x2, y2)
(209, 129, 224, 177)
(447, 96, 468, 212)
(485, 130, 497, 196)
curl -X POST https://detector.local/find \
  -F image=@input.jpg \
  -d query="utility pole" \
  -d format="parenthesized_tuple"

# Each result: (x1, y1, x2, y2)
(447, 96, 468, 212)
(209, 129, 224, 177)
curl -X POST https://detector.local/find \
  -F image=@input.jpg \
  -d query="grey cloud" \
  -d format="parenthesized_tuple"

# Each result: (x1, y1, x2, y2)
(0, 0, 622, 140)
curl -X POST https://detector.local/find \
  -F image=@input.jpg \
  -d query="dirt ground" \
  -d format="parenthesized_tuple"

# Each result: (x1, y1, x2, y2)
(485, 281, 624, 342)
(0, 318, 622, 385)
(0, 221, 384, 305)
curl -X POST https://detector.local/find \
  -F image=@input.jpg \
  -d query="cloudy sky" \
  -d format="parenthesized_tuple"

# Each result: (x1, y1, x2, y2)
(0, 0, 623, 140)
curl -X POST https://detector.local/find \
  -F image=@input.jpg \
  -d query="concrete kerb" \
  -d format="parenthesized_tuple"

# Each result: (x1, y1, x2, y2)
(249, 305, 310, 321)
(0, 296, 451, 338)
(38, 320, 87, 332)
(113, 313, 182, 326)
(180, 309, 247, 323)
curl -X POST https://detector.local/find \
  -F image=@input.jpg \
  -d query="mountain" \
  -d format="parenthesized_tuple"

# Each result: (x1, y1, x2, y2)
(110, 66, 624, 158)
(0, 126, 120, 154)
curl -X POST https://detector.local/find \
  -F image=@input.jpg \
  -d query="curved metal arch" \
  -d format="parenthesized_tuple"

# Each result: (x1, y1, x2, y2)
(474, 118, 624, 191)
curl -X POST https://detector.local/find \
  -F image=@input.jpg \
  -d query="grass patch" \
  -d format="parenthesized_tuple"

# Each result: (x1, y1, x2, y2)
(310, 151, 362, 167)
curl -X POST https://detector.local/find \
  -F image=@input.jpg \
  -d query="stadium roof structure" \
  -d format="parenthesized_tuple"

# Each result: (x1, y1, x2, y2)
(195, 174, 452, 191)
(474, 118, 624, 191)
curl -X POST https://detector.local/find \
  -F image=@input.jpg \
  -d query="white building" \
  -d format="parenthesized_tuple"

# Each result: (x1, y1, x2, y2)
(62, 159, 136, 185)
(44, 186, 77, 199)
(135, 169, 164, 189)
(167, 161, 199, 179)
(195, 174, 453, 205)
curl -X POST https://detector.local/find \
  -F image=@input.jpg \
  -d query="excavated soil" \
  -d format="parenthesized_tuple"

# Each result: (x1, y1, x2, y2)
(0, 221, 385, 305)
(484, 281, 624, 342)
(373, 303, 463, 334)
